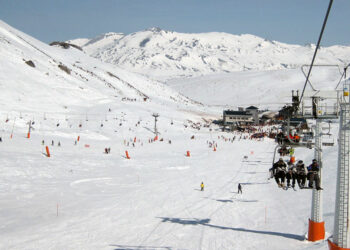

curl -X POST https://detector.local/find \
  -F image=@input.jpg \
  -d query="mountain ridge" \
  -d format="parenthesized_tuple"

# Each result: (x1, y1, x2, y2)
(69, 28, 350, 81)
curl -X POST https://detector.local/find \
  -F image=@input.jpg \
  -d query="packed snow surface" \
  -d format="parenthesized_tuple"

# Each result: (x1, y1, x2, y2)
(0, 20, 346, 249)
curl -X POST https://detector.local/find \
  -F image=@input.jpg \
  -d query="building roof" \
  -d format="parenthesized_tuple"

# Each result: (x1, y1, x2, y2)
(246, 106, 258, 110)
(224, 110, 251, 116)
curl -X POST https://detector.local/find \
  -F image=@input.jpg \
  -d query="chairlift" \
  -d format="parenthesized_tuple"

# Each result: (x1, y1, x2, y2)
(277, 118, 315, 148)
(322, 136, 335, 146)
(302, 131, 314, 142)
(270, 143, 289, 180)
(321, 120, 332, 136)
(270, 142, 316, 190)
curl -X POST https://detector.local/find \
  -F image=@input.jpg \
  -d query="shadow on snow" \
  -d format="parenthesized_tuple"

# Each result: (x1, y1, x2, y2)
(157, 217, 305, 241)
(110, 244, 172, 250)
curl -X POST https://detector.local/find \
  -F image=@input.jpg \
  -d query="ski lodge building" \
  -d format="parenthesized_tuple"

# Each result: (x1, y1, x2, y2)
(223, 106, 259, 127)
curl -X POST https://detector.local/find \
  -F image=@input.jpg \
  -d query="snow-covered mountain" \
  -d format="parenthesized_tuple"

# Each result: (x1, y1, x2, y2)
(72, 28, 350, 80)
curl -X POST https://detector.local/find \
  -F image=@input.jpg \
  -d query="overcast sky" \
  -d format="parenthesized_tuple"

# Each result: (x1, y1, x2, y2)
(0, 0, 349, 46)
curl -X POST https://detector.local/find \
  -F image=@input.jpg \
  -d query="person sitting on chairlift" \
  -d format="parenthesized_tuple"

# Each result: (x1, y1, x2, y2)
(276, 132, 285, 145)
(272, 158, 287, 188)
(295, 160, 307, 188)
(278, 146, 289, 156)
(286, 161, 297, 188)
(307, 159, 322, 190)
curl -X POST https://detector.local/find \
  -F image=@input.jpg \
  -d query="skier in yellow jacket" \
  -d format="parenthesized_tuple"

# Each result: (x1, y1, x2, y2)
(200, 182, 204, 191)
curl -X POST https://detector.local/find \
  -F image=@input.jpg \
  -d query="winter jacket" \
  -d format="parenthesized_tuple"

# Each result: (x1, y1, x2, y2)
(287, 164, 297, 174)
(308, 163, 320, 173)
(273, 161, 287, 173)
(296, 163, 307, 174)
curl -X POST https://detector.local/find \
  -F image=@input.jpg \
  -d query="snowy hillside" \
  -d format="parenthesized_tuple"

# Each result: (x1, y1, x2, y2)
(73, 28, 350, 80)
(0, 20, 208, 117)
(0, 20, 344, 250)
(167, 67, 346, 109)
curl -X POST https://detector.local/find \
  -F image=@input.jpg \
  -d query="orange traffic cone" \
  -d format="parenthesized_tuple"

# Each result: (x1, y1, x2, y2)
(46, 146, 50, 157)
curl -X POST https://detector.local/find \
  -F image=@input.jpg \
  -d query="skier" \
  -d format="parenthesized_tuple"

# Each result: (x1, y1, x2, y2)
(272, 158, 287, 188)
(286, 161, 296, 188)
(51, 140, 54, 146)
(58, 141, 61, 147)
(200, 182, 204, 191)
(238, 183, 242, 194)
(0, 136, 2, 142)
(41, 139, 45, 145)
(308, 159, 322, 190)
(295, 160, 307, 188)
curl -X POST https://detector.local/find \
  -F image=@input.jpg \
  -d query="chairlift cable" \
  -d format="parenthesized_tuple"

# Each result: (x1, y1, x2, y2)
(299, 0, 334, 108)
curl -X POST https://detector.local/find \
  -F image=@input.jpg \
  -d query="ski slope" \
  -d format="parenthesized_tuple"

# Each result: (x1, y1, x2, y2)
(0, 20, 344, 250)
(0, 114, 339, 250)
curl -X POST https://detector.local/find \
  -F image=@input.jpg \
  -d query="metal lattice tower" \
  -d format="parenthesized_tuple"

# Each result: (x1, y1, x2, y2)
(332, 102, 350, 248)
(311, 119, 323, 222)
(153, 113, 159, 136)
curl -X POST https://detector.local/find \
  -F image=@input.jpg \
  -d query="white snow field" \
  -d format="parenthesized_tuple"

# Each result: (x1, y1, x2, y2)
(166, 67, 345, 109)
(0, 19, 346, 249)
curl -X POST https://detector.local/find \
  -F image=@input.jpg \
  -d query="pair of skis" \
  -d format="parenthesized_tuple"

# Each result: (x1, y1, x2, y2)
(281, 185, 297, 191)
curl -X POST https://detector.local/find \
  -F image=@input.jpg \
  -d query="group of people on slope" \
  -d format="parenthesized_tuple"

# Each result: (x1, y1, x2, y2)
(271, 158, 322, 190)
